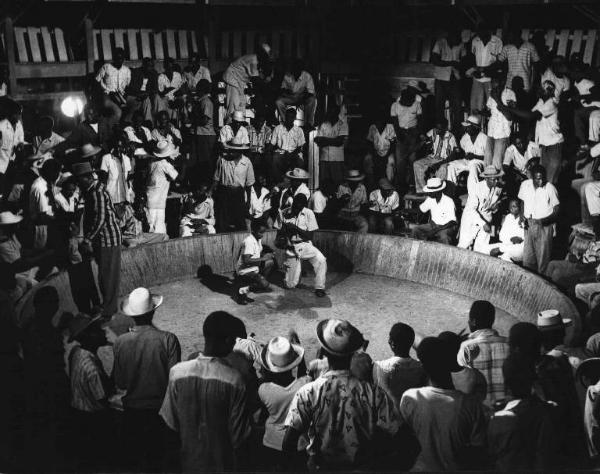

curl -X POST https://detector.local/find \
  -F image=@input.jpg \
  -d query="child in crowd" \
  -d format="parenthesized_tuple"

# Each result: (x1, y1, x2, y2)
(487, 198, 526, 263)
(248, 173, 272, 228)
(179, 185, 216, 236)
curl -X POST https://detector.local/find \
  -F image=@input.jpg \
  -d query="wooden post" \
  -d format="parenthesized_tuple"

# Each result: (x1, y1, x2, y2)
(4, 16, 17, 95)
(84, 16, 95, 75)
(204, 4, 218, 71)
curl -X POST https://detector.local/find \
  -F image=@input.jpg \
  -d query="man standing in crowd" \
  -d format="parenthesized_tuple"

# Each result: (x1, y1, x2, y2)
(496, 28, 540, 93)
(270, 108, 306, 180)
(191, 79, 216, 181)
(316, 106, 348, 186)
(446, 115, 487, 193)
(124, 57, 157, 123)
(412, 177, 457, 244)
(276, 60, 316, 129)
(115, 287, 181, 471)
(470, 26, 503, 114)
(518, 164, 560, 274)
(96, 47, 131, 127)
(0, 100, 25, 195)
(74, 161, 122, 318)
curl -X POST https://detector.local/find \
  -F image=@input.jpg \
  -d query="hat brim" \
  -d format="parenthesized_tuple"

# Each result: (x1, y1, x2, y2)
(537, 318, 572, 331)
(81, 146, 103, 159)
(346, 174, 365, 181)
(120, 294, 164, 317)
(285, 171, 310, 180)
(153, 147, 178, 158)
(423, 182, 447, 193)
(0, 215, 23, 225)
(316, 319, 364, 357)
(260, 343, 305, 373)
(68, 314, 102, 343)
(462, 121, 481, 128)
(480, 171, 504, 178)
(224, 144, 250, 151)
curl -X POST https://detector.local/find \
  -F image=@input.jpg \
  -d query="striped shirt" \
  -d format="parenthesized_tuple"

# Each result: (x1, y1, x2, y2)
(248, 123, 272, 154)
(458, 328, 509, 405)
(213, 155, 255, 188)
(427, 129, 457, 160)
(96, 63, 131, 95)
(82, 180, 122, 247)
(497, 42, 540, 91)
(69, 346, 109, 412)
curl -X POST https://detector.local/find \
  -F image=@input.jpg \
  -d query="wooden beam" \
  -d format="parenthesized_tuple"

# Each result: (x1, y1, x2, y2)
(4, 17, 17, 94)
(13, 61, 87, 79)
(84, 17, 95, 74)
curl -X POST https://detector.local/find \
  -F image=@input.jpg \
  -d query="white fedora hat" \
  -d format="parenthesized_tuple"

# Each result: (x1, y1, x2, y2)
(285, 168, 310, 180)
(345, 169, 365, 181)
(461, 114, 482, 128)
(120, 287, 164, 317)
(536, 309, 572, 331)
(0, 211, 23, 225)
(153, 140, 177, 158)
(480, 165, 504, 178)
(80, 143, 102, 159)
(260, 336, 305, 373)
(223, 133, 250, 151)
(317, 319, 364, 356)
(423, 177, 446, 193)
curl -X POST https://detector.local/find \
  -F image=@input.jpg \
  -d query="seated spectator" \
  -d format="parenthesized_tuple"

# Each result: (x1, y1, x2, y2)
(309, 179, 336, 229)
(219, 110, 250, 147)
(413, 117, 457, 193)
(373, 322, 426, 408)
(32, 116, 65, 157)
(248, 173, 272, 226)
(124, 57, 157, 123)
(487, 198, 526, 263)
(446, 115, 487, 194)
(368, 178, 399, 234)
(391, 85, 422, 187)
(363, 112, 396, 189)
(155, 57, 185, 119)
(95, 47, 130, 127)
(335, 170, 369, 233)
(279, 168, 311, 210)
(580, 358, 600, 458)
(411, 177, 457, 244)
(124, 111, 154, 157)
(276, 59, 316, 128)
(545, 237, 600, 294)
(179, 188, 216, 237)
(400, 337, 487, 471)
(247, 112, 272, 170)
(269, 108, 305, 181)
(315, 106, 348, 186)
(502, 134, 540, 192)
(56, 104, 112, 155)
(183, 53, 211, 89)
(151, 111, 182, 149)
(258, 333, 311, 470)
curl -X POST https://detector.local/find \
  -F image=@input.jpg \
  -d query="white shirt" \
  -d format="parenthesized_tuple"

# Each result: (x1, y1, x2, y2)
(151, 126, 182, 145)
(486, 88, 516, 139)
(236, 234, 262, 274)
(96, 63, 131, 94)
(184, 66, 212, 89)
(419, 194, 456, 225)
(460, 131, 488, 156)
(317, 120, 348, 163)
(465, 180, 503, 222)
(499, 213, 525, 244)
(427, 129, 457, 160)
(219, 125, 250, 145)
(575, 78, 595, 96)
(367, 124, 396, 157)
(369, 189, 400, 214)
(390, 100, 422, 129)
(541, 69, 570, 98)
(146, 159, 178, 209)
(279, 183, 311, 210)
(518, 179, 560, 220)
(249, 186, 271, 218)
(532, 98, 564, 146)
(281, 71, 315, 95)
(29, 176, 54, 220)
(33, 132, 65, 156)
(100, 153, 132, 204)
(0, 119, 25, 174)
(271, 125, 306, 154)
(309, 190, 328, 214)
(432, 38, 465, 81)
(471, 35, 503, 82)
(274, 207, 319, 243)
(503, 142, 540, 174)
(158, 71, 184, 101)
(124, 125, 152, 144)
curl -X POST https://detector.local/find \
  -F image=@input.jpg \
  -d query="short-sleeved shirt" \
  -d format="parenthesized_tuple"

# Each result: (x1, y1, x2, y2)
(69, 346, 108, 412)
(532, 98, 564, 146)
(100, 153, 132, 204)
(471, 35, 503, 82)
(486, 88, 516, 139)
(373, 356, 427, 408)
(151, 126, 182, 146)
(318, 120, 348, 162)
(281, 71, 315, 95)
(33, 132, 65, 156)
(400, 386, 487, 471)
(432, 38, 465, 81)
(390, 100, 422, 129)
(157, 71, 184, 101)
(0, 119, 25, 174)
(427, 129, 457, 160)
(497, 42, 540, 91)
(29, 176, 55, 221)
(271, 124, 305, 153)
(213, 155, 255, 188)
(336, 183, 367, 214)
(124, 125, 152, 144)
(369, 189, 400, 214)
(274, 207, 319, 243)
(541, 69, 571, 99)
(503, 142, 540, 174)
(248, 124, 272, 154)
(96, 63, 131, 94)
(279, 183, 311, 210)
(419, 194, 456, 226)
(0, 234, 22, 264)
(194, 94, 216, 136)
(518, 179, 560, 220)
(219, 125, 250, 145)
(285, 370, 400, 467)
(249, 186, 271, 218)
(367, 124, 396, 157)
(460, 132, 488, 156)
(236, 234, 262, 274)
(146, 159, 178, 209)
(223, 54, 259, 88)
(159, 355, 251, 473)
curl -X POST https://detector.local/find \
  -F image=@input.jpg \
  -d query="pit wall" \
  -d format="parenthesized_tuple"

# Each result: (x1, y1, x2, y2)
(16, 230, 581, 344)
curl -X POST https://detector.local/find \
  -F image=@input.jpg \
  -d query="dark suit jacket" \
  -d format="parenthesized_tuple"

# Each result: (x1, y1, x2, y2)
(126, 68, 158, 97)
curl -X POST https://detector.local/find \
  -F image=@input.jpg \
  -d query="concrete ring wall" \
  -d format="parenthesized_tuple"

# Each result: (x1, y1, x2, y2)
(15, 230, 581, 345)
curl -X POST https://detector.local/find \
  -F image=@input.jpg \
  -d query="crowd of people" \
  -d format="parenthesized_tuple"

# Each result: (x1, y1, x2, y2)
(4, 22, 600, 472)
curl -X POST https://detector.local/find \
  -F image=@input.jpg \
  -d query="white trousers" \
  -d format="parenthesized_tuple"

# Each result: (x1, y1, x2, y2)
(146, 208, 167, 234)
(584, 181, 600, 216)
(591, 110, 600, 142)
(458, 209, 490, 251)
(284, 242, 327, 290)
(446, 159, 484, 195)
(485, 242, 524, 262)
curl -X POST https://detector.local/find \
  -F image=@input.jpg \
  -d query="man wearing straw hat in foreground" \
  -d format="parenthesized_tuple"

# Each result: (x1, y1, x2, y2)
(335, 169, 369, 234)
(114, 287, 181, 471)
(411, 177, 457, 244)
(283, 319, 400, 471)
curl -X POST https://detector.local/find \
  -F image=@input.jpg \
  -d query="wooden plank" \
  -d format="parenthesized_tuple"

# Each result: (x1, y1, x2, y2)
(26, 27, 42, 63)
(127, 29, 138, 60)
(232, 31, 242, 58)
(190, 30, 198, 53)
(153, 31, 164, 59)
(583, 29, 597, 65)
(5, 18, 18, 94)
(140, 29, 152, 59)
(113, 29, 126, 50)
(545, 29, 556, 50)
(14, 27, 28, 63)
(421, 35, 432, 62)
(40, 27, 55, 62)
(14, 61, 86, 79)
(93, 30, 99, 61)
(84, 18, 94, 74)
(178, 30, 188, 59)
(571, 29, 583, 53)
(54, 28, 69, 62)
(556, 29, 570, 57)
(165, 29, 177, 59)
(101, 29, 113, 61)
(221, 31, 230, 59)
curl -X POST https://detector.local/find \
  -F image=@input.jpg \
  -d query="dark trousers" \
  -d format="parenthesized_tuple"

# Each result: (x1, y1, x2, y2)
(412, 222, 457, 244)
(395, 127, 420, 187)
(67, 258, 101, 314)
(540, 143, 562, 185)
(319, 162, 345, 186)
(435, 79, 462, 135)
(191, 134, 217, 186)
(523, 220, 553, 274)
(71, 408, 114, 470)
(215, 185, 246, 232)
(574, 106, 599, 146)
(121, 408, 168, 472)
(95, 244, 121, 317)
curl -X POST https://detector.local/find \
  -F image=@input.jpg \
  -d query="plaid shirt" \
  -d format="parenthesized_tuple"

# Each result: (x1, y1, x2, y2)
(457, 328, 509, 405)
(83, 180, 122, 247)
(247, 123, 272, 154)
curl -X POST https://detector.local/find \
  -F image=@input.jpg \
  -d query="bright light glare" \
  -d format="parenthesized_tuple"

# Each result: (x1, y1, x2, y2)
(61, 96, 85, 118)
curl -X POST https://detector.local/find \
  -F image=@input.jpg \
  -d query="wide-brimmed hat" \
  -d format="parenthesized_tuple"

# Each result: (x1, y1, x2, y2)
(68, 313, 102, 343)
(286, 168, 310, 180)
(72, 161, 95, 177)
(536, 309, 572, 331)
(223, 138, 250, 151)
(0, 211, 23, 225)
(80, 143, 102, 159)
(576, 357, 600, 388)
(480, 165, 504, 178)
(317, 319, 365, 356)
(407, 79, 420, 90)
(423, 177, 446, 193)
(232, 110, 246, 123)
(24, 152, 48, 168)
(345, 169, 364, 181)
(260, 336, 305, 373)
(153, 140, 176, 158)
(461, 115, 482, 128)
(378, 178, 394, 191)
(120, 287, 163, 317)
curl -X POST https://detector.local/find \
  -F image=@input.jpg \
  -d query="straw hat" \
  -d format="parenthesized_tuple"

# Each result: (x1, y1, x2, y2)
(316, 319, 365, 356)
(423, 177, 446, 193)
(0, 211, 23, 225)
(80, 143, 102, 159)
(153, 140, 176, 158)
(260, 336, 305, 373)
(378, 178, 394, 191)
(407, 79, 420, 90)
(480, 165, 504, 178)
(120, 287, 164, 317)
(536, 309, 572, 331)
(71, 161, 95, 177)
(461, 115, 482, 128)
(286, 168, 310, 180)
(232, 110, 246, 123)
(67, 313, 102, 343)
(345, 169, 364, 181)
(223, 134, 250, 151)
